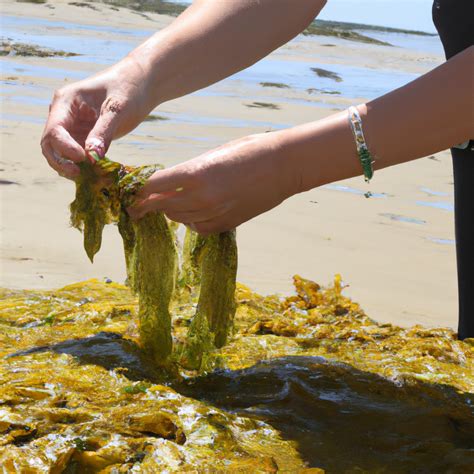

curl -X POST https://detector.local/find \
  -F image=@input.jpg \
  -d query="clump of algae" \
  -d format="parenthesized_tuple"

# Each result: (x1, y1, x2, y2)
(118, 165, 177, 366)
(0, 277, 473, 472)
(70, 156, 237, 368)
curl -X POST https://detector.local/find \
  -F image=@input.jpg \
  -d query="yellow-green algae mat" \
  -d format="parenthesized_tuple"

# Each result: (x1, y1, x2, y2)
(0, 158, 473, 472)
(0, 277, 474, 472)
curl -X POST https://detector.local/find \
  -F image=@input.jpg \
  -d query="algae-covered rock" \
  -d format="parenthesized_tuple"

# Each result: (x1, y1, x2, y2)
(0, 277, 473, 472)
(70, 157, 237, 367)
(0, 350, 304, 472)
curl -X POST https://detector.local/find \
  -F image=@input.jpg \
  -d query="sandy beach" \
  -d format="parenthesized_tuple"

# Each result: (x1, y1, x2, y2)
(0, 0, 457, 330)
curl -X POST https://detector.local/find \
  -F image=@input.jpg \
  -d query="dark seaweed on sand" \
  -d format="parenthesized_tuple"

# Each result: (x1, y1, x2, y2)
(246, 102, 280, 110)
(1, 40, 79, 58)
(311, 67, 343, 83)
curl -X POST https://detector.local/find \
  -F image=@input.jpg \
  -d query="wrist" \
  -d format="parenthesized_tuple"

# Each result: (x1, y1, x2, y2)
(275, 127, 306, 197)
(127, 32, 177, 106)
(116, 54, 161, 109)
(272, 128, 305, 198)
(87, 54, 163, 132)
(278, 111, 361, 195)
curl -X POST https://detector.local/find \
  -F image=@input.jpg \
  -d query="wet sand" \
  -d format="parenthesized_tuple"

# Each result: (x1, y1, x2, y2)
(0, 0, 457, 329)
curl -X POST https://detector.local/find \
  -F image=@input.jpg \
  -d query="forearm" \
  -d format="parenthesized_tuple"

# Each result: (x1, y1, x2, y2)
(128, 0, 326, 105)
(280, 46, 474, 193)
(130, 47, 472, 232)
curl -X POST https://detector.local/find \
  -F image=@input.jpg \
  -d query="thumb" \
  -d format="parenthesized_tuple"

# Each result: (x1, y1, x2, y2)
(85, 96, 125, 159)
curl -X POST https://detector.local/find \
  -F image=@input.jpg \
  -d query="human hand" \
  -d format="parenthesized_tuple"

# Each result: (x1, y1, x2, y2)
(128, 132, 298, 235)
(41, 57, 154, 179)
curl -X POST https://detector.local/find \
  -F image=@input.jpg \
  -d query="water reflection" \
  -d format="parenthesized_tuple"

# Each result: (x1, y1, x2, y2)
(379, 213, 426, 224)
(416, 201, 454, 212)
(324, 184, 387, 198)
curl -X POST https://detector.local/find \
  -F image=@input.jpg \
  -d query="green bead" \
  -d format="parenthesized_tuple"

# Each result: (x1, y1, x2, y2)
(358, 148, 373, 182)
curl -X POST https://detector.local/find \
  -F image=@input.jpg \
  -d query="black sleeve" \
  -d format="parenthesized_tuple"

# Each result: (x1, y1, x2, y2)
(432, 0, 474, 339)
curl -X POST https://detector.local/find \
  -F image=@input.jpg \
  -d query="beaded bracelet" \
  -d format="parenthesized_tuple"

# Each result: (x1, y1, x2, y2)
(348, 106, 374, 184)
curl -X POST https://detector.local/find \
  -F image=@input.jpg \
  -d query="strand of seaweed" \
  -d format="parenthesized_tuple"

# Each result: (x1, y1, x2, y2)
(69, 157, 237, 370)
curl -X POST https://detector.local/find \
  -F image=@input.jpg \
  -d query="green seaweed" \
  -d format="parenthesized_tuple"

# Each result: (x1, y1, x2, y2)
(303, 21, 393, 46)
(311, 67, 343, 83)
(118, 165, 177, 365)
(180, 303, 214, 371)
(260, 82, 290, 89)
(246, 102, 280, 110)
(304, 18, 435, 46)
(69, 2, 99, 10)
(70, 159, 121, 262)
(307, 87, 341, 95)
(179, 230, 237, 369)
(179, 229, 205, 290)
(92, 0, 187, 17)
(195, 232, 237, 348)
(143, 114, 169, 122)
(133, 212, 176, 365)
(16, 0, 47, 4)
(1, 40, 79, 58)
(118, 208, 136, 285)
(71, 158, 237, 368)
(310, 19, 436, 38)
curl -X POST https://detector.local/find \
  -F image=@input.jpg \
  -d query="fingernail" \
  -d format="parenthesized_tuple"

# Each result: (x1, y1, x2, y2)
(88, 150, 101, 163)
(86, 138, 105, 160)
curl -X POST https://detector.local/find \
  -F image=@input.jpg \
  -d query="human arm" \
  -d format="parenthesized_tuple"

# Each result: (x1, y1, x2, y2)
(40, 0, 327, 178)
(129, 46, 474, 234)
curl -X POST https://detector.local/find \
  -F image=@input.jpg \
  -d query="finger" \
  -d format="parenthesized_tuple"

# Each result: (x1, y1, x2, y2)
(193, 218, 235, 236)
(50, 126, 86, 164)
(165, 204, 229, 225)
(84, 96, 126, 158)
(138, 168, 188, 199)
(41, 141, 80, 179)
(128, 193, 192, 220)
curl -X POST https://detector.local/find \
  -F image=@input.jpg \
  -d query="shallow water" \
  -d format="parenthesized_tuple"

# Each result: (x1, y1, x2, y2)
(143, 111, 292, 130)
(2, 15, 150, 39)
(230, 58, 419, 100)
(324, 184, 387, 198)
(0, 112, 45, 125)
(3, 14, 421, 101)
(0, 59, 86, 80)
(429, 237, 456, 246)
(416, 201, 454, 212)
(420, 186, 452, 197)
(359, 30, 443, 55)
(380, 213, 426, 225)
